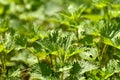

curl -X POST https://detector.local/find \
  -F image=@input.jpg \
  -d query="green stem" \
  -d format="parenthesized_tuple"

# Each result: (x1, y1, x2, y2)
(60, 72, 63, 80)
(1, 51, 7, 75)
(99, 44, 108, 67)
(76, 28, 79, 42)
(101, 44, 108, 57)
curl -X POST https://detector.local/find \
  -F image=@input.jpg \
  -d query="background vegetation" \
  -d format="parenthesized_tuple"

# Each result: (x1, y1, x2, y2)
(0, 0, 120, 80)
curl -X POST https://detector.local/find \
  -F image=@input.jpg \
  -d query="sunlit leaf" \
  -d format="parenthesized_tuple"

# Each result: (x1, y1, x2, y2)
(80, 60, 98, 74)
(36, 51, 47, 60)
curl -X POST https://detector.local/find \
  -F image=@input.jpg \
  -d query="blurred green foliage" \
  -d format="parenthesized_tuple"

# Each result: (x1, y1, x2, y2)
(0, 0, 119, 30)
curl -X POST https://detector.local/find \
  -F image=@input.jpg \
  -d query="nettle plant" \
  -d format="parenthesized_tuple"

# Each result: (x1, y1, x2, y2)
(0, 3, 120, 80)
(52, 3, 120, 79)
(0, 19, 97, 80)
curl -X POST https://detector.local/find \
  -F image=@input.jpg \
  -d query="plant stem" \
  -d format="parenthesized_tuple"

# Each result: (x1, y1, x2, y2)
(1, 51, 7, 75)
(101, 44, 108, 57)
(60, 72, 63, 80)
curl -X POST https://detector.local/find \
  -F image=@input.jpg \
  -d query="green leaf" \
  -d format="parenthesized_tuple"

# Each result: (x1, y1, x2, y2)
(103, 37, 113, 46)
(36, 51, 47, 60)
(14, 34, 27, 47)
(80, 60, 98, 74)
(70, 61, 81, 75)
(58, 65, 72, 72)
(39, 62, 52, 77)
(80, 47, 98, 60)
(67, 49, 84, 59)
(104, 59, 120, 79)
